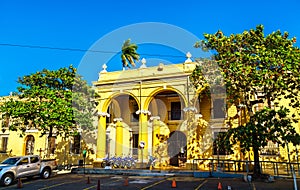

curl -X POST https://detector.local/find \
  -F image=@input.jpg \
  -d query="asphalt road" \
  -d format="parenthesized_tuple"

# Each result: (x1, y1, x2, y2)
(0, 173, 299, 190)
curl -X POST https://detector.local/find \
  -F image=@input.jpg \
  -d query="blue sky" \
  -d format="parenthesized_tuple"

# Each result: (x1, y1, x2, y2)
(0, 0, 299, 96)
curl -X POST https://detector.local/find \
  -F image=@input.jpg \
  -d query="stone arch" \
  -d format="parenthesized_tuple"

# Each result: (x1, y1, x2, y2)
(100, 92, 140, 124)
(100, 91, 140, 113)
(144, 87, 187, 111)
(100, 92, 138, 157)
(144, 87, 187, 125)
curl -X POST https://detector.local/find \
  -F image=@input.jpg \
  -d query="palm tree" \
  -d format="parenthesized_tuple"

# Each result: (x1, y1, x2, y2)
(121, 39, 139, 69)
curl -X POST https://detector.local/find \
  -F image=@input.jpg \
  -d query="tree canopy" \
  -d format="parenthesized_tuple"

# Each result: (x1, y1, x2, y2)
(195, 25, 300, 110)
(193, 25, 300, 175)
(0, 65, 97, 138)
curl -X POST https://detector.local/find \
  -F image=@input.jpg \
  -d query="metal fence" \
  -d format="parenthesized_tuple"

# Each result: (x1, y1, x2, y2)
(192, 158, 300, 177)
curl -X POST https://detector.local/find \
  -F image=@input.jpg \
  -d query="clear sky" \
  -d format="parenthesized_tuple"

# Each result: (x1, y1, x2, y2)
(1, 0, 299, 96)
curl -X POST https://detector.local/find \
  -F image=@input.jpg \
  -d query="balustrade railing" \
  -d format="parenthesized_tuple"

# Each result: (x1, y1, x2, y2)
(192, 158, 300, 177)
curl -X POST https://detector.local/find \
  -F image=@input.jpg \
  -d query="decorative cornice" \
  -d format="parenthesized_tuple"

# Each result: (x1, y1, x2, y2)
(98, 112, 110, 117)
(135, 110, 151, 115)
(113, 118, 123, 122)
(183, 107, 197, 112)
(150, 116, 160, 121)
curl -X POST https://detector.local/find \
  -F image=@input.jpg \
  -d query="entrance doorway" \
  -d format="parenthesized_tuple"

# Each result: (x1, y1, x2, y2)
(167, 131, 187, 166)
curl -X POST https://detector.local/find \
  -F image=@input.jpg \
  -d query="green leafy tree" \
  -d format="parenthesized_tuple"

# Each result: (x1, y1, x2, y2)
(190, 58, 225, 95)
(121, 39, 140, 69)
(193, 25, 300, 175)
(0, 65, 97, 156)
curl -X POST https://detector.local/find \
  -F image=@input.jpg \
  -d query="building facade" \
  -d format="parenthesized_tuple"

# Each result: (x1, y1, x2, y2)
(93, 56, 228, 167)
(0, 97, 97, 165)
(0, 55, 299, 169)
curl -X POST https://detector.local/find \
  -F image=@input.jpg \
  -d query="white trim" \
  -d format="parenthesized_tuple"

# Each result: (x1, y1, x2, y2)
(25, 129, 39, 133)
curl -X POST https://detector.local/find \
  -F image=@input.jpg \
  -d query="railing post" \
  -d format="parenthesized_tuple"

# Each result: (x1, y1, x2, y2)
(228, 161, 230, 172)
(192, 159, 194, 172)
(222, 160, 224, 172)
(209, 159, 212, 177)
(234, 160, 236, 173)
(273, 162, 276, 176)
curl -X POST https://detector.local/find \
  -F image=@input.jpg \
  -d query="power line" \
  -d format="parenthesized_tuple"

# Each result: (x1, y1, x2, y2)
(0, 43, 187, 58)
(0, 43, 115, 53)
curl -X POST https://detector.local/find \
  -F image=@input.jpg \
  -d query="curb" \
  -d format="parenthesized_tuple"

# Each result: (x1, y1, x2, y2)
(70, 168, 245, 178)
(70, 167, 300, 179)
(71, 168, 194, 177)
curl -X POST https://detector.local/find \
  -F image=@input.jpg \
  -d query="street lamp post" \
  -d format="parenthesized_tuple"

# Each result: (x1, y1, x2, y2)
(82, 149, 87, 174)
(139, 141, 145, 168)
(106, 129, 111, 158)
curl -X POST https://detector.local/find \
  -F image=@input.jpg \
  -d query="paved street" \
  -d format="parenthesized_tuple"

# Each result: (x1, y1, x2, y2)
(0, 173, 299, 190)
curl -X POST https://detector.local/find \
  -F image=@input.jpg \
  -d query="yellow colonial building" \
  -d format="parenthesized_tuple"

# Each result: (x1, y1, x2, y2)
(0, 54, 299, 170)
(93, 55, 300, 169)
(93, 56, 228, 168)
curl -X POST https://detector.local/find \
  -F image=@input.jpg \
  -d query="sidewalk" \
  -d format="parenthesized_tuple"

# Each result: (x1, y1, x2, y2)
(68, 166, 300, 180)
(52, 169, 72, 176)
(71, 167, 194, 177)
(57, 170, 72, 175)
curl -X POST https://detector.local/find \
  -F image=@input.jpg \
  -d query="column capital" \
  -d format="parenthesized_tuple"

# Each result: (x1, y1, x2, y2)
(136, 110, 151, 115)
(98, 112, 110, 117)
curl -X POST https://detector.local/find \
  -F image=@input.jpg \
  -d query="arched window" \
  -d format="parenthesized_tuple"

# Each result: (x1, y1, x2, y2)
(25, 135, 35, 155)
(213, 99, 226, 119)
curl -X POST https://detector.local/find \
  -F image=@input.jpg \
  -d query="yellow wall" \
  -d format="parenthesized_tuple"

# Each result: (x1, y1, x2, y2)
(0, 127, 96, 165)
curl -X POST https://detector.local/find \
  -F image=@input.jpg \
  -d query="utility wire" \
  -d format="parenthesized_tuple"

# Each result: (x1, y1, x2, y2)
(0, 43, 187, 58)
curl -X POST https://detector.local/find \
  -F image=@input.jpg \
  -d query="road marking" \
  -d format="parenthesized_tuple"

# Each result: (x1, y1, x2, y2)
(0, 178, 50, 189)
(38, 179, 85, 190)
(194, 179, 207, 190)
(130, 179, 152, 184)
(83, 179, 122, 190)
(140, 178, 168, 190)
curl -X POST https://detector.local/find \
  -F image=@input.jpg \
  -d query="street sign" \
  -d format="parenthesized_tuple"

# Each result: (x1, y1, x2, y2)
(139, 141, 145, 149)
(83, 149, 87, 158)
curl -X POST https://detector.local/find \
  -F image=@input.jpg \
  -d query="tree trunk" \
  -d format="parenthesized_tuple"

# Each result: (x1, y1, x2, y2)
(47, 126, 53, 158)
(252, 133, 261, 176)
(253, 146, 261, 175)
